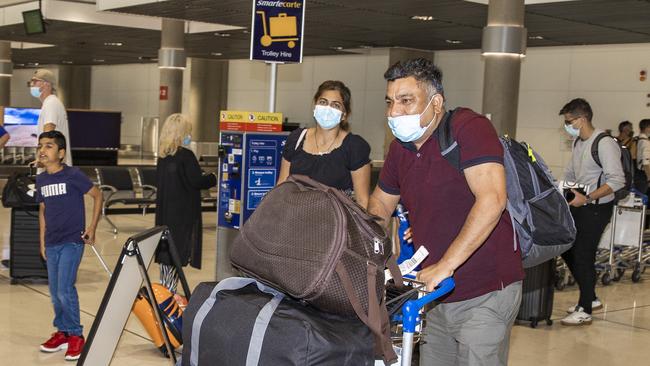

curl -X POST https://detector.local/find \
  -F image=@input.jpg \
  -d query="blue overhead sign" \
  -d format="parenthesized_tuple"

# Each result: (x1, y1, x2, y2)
(250, 0, 305, 63)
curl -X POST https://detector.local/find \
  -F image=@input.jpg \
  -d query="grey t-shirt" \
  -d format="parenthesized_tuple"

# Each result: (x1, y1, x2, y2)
(564, 129, 625, 204)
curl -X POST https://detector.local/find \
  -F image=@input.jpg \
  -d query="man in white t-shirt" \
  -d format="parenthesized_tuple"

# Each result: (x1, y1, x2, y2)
(29, 69, 72, 166)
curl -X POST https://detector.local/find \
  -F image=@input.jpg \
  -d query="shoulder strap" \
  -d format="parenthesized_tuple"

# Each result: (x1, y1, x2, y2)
(190, 277, 284, 366)
(590, 132, 610, 168)
(295, 128, 308, 150)
(438, 108, 460, 170)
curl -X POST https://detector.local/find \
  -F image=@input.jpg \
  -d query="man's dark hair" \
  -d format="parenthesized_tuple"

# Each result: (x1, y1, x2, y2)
(39, 130, 67, 151)
(618, 120, 632, 133)
(559, 98, 593, 122)
(384, 58, 444, 98)
(640, 119, 650, 132)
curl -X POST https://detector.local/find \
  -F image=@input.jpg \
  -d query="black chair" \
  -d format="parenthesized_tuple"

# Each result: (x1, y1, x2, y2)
(96, 167, 155, 234)
(136, 166, 157, 201)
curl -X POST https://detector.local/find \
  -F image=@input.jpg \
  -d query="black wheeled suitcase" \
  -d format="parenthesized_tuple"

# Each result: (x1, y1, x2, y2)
(181, 278, 375, 366)
(9, 207, 48, 281)
(516, 259, 555, 328)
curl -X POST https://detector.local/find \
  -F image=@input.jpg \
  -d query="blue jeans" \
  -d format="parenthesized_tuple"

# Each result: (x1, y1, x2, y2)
(45, 242, 85, 336)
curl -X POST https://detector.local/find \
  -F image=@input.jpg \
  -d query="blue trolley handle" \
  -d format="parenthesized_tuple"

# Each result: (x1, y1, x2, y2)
(399, 277, 455, 366)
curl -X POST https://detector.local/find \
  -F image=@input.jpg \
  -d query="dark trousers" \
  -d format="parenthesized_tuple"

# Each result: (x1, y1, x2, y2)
(562, 202, 613, 314)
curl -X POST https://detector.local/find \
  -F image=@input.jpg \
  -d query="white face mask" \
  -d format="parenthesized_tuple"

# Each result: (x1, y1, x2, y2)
(387, 95, 436, 142)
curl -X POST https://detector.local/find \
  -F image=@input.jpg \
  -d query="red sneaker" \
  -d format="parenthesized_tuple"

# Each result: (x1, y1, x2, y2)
(64, 335, 85, 361)
(40, 331, 69, 352)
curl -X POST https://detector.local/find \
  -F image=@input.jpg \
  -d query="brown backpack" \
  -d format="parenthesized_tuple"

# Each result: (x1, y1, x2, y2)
(231, 175, 401, 364)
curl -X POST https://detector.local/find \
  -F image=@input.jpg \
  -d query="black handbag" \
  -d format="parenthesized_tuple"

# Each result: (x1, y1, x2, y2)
(2, 172, 38, 208)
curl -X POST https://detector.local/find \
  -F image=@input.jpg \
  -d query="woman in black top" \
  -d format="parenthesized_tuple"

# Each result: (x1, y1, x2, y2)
(277, 80, 371, 208)
(155, 113, 217, 293)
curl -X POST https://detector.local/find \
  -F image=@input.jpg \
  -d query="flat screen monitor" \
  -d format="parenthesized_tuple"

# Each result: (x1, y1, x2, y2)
(22, 9, 45, 35)
(3, 107, 40, 147)
(68, 110, 121, 149)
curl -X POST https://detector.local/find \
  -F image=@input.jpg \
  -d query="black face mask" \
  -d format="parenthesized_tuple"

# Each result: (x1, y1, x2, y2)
(628, 131, 634, 138)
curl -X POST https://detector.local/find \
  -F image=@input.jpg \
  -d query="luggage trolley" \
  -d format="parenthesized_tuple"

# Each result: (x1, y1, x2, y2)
(376, 277, 455, 366)
(600, 197, 647, 284)
(256, 11, 299, 48)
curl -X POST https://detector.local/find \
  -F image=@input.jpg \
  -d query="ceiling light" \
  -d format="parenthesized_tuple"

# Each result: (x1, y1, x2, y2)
(331, 46, 344, 51)
(93, 59, 105, 63)
(104, 42, 123, 46)
(62, 60, 73, 64)
(411, 15, 434, 21)
(359, 45, 373, 49)
(529, 35, 544, 40)
(211, 52, 223, 56)
(445, 40, 463, 44)
(214, 32, 231, 37)
(242, 30, 250, 34)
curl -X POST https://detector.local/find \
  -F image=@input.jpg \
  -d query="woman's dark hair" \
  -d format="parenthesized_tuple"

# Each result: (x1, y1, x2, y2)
(313, 80, 352, 131)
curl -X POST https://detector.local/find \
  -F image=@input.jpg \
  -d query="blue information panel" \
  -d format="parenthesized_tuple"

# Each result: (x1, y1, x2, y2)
(242, 133, 288, 222)
(217, 132, 245, 229)
(250, 0, 305, 63)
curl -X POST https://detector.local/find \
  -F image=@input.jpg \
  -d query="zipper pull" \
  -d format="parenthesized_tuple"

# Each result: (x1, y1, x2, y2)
(373, 237, 383, 254)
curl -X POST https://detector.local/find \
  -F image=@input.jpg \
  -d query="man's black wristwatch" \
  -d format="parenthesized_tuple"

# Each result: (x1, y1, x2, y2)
(585, 194, 594, 204)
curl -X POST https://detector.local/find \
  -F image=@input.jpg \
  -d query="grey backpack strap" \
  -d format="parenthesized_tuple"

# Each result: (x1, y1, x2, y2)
(190, 277, 285, 366)
(246, 292, 284, 366)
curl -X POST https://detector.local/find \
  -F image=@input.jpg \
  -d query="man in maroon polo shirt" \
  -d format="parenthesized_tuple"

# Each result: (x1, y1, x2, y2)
(368, 58, 524, 366)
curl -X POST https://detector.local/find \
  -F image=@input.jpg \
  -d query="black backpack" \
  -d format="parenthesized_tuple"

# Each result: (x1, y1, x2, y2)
(438, 109, 575, 268)
(575, 133, 633, 202)
(2, 172, 38, 208)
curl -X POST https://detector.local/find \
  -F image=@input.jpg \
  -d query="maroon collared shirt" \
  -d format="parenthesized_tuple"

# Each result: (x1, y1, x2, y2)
(379, 108, 524, 303)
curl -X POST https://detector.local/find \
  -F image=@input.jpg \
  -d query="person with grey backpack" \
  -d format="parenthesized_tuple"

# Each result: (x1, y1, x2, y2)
(560, 98, 626, 326)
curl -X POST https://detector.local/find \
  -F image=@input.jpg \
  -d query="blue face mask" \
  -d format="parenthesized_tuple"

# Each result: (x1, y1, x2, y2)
(182, 135, 192, 146)
(30, 86, 42, 99)
(313, 105, 342, 130)
(564, 123, 580, 137)
(387, 95, 436, 142)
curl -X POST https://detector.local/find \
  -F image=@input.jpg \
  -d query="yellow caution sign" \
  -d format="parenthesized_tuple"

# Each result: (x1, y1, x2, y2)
(219, 110, 283, 132)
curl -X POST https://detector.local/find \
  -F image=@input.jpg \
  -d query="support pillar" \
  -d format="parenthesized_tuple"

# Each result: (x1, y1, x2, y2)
(57, 65, 91, 109)
(481, 0, 526, 137)
(188, 58, 228, 142)
(0, 41, 12, 106)
(158, 19, 186, 125)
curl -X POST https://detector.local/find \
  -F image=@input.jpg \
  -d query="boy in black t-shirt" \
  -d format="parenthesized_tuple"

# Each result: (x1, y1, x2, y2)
(36, 131, 102, 361)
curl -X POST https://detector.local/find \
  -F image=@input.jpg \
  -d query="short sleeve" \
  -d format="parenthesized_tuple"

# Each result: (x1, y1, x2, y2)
(39, 103, 60, 127)
(378, 140, 401, 195)
(0, 126, 7, 138)
(35, 175, 43, 203)
(455, 114, 504, 170)
(282, 128, 305, 162)
(345, 134, 371, 171)
(71, 168, 94, 194)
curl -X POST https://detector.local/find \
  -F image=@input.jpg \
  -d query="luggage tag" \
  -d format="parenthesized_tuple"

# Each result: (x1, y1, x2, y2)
(384, 246, 429, 282)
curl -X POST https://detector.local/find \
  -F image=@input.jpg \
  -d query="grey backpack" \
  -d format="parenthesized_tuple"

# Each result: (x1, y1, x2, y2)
(438, 108, 575, 268)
